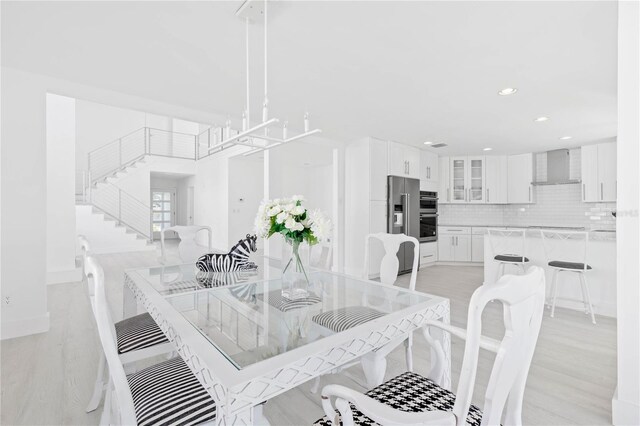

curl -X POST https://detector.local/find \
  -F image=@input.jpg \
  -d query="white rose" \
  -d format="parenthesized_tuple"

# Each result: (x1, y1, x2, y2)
(291, 205, 306, 216)
(292, 194, 305, 202)
(267, 205, 281, 216)
(276, 211, 288, 224)
(283, 203, 295, 213)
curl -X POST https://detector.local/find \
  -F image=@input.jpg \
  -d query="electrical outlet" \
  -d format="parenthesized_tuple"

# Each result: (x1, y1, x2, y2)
(3, 296, 10, 305)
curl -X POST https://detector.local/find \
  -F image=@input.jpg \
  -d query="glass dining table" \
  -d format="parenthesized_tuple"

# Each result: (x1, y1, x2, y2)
(123, 259, 451, 424)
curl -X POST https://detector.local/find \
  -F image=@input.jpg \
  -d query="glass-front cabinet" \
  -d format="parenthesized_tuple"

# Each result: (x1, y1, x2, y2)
(449, 156, 485, 203)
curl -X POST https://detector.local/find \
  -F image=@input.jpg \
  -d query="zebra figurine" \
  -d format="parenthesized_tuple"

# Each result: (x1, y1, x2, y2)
(196, 234, 258, 272)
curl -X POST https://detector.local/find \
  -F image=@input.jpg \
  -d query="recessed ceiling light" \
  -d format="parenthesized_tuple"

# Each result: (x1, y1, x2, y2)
(559, 136, 572, 140)
(483, 147, 493, 151)
(534, 116, 549, 122)
(498, 87, 518, 96)
(424, 141, 434, 145)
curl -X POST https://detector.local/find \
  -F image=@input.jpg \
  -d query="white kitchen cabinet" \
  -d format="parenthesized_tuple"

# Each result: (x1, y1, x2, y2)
(388, 141, 420, 179)
(369, 138, 388, 201)
(419, 241, 438, 265)
(507, 153, 534, 204)
(450, 157, 486, 203)
(368, 200, 387, 277)
(438, 226, 471, 262)
(420, 150, 439, 191)
(582, 142, 617, 202)
(439, 156, 451, 203)
(454, 235, 472, 262)
(484, 156, 508, 204)
(471, 227, 489, 262)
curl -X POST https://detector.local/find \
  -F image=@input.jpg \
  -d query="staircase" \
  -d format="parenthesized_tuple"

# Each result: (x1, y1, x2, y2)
(76, 126, 202, 253)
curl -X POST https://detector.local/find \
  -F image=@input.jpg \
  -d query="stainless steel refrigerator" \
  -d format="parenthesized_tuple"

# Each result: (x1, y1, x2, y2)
(387, 175, 420, 274)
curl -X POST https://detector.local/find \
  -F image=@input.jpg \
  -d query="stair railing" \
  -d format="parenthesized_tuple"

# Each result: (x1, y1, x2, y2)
(87, 127, 198, 185)
(89, 182, 152, 241)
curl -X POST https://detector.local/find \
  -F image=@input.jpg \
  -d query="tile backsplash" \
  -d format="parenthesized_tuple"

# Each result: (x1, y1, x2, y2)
(440, 184, 616, 230)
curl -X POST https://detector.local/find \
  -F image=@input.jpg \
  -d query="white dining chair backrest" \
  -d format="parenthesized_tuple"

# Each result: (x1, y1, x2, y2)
(362, 233, 419, 291)
(453, 266, 545, 425)
(78, 235, 96, 298)
(160, 225, 213, 264)
(310, 240, 333, 270)
(487, 228, 527, 262)
(85, 256, 137, 425)
(540, 230, 589, 270)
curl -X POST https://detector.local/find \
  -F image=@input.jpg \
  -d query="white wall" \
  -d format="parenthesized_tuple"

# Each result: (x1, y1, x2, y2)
(177, 175, 196, 226)
(613, 2, 640, 424)
(46, 94, 81, 285)
(228, 156, 264, 247)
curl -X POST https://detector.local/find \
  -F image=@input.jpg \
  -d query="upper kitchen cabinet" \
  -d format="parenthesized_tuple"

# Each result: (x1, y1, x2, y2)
(581, 142, 617, 202)
(485, 155, 508, 204)
(388, 141, 420, 179)
(507, 153, 534, 204)
(420, 150, 439, 191)
(439, 156, 451, 203)
(450, 156, 486, 203)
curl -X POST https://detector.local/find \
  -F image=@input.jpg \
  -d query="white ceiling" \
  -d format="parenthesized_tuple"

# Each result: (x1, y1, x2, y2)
(1, 1, 618, 155)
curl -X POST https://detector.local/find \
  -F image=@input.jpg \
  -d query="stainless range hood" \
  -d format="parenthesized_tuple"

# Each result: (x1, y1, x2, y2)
(533, 149, 581, 185)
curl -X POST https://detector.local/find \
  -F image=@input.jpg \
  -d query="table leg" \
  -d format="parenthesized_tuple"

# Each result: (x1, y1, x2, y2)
(430, 301, 452, 390)
(122, 275, 138, 319)
(219, 404, 271, 426)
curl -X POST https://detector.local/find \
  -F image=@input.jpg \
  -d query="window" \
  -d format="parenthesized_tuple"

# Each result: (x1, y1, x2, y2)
(152, 190, 174, 234)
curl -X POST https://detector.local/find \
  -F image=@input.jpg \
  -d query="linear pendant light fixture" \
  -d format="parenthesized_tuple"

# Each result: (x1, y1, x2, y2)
(208, 0, 321, 155)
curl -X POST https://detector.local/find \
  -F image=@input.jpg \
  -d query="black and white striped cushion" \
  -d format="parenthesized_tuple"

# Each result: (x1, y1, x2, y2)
(313, 372, 484, 426)
(312, 306, 385, 333)
(115, 313, 169, 354)
(257, 290, 322, 312)
(127, 357, 216, 426)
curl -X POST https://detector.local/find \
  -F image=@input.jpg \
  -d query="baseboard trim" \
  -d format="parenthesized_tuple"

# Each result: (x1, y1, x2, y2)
(613, 388, 640, 425)
(47, 267, 83, 285)
(1, 313, 50, 340)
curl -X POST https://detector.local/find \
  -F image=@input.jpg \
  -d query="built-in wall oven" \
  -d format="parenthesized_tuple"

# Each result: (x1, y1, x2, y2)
(419, 191, 438, 242)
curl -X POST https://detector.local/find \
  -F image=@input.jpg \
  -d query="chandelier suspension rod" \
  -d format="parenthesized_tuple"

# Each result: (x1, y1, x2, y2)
(262, 0, 268, 123)
(245, 17, 250, 130)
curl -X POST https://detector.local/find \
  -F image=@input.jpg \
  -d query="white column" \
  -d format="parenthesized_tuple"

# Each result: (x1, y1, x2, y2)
(613, 2, 640, 424)
(1, 68, 50, 339)
(46, 94, 82, 284)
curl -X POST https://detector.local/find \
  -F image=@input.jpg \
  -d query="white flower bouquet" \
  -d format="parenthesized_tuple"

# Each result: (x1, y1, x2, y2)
(254, 195, 331, 245)
(254, 195, 332, 298)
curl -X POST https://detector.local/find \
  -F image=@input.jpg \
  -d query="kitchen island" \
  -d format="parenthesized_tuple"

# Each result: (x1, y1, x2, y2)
(483, 228, 616, 318)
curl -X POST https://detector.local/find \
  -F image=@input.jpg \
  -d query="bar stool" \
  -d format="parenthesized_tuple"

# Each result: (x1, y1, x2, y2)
(541, 230, 596, 324)
(487, 228, 529, 282)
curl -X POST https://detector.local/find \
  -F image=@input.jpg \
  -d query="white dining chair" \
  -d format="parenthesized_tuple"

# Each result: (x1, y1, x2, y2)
(487, 228, 529, 282)
(309, 239, 333, 271)
(81, 237, 174, 414)
(541, 230, 596, 324)
(160, 225, 213, 264)
(311, 233, 419, 390)
(317, 266, 546, 426)
(85, 256, 217, 425)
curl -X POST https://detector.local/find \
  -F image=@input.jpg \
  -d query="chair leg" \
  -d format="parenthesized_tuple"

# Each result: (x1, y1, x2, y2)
(86, 352, 106, 412)
(578, 273, 589, 314)
(550, 270, 560, 318)
(100, 381, 112, 426)
(580, 273, 597, 324)
(361, 352, 387, 388)
(495, 262, 504, 282)
(310, 376, 321, 394)
(404, 334, 413, 372)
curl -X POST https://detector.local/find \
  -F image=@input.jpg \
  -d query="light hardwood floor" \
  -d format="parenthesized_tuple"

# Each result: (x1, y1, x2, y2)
(1, 246, 617, 425)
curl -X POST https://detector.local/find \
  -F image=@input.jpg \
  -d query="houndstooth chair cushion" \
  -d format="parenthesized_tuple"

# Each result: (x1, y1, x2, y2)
(313, 372, 484, 426)
(115, 312, 169, 354)
(312, 306, 386, 333)
(128, 357, 216, 426)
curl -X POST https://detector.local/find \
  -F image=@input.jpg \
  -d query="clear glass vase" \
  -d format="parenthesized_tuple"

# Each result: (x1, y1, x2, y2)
(281, 239, 310, 300)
